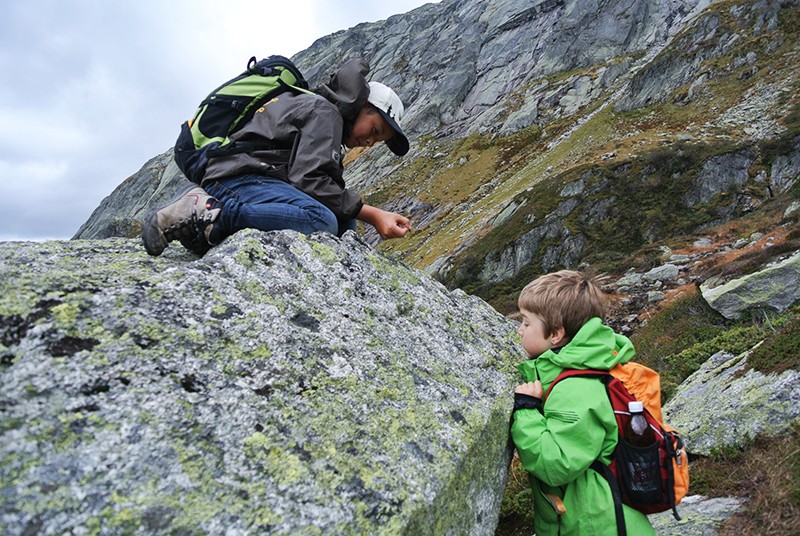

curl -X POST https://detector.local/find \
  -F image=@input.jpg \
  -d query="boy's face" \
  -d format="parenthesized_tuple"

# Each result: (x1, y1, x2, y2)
(346, 106, 393, 149)
(517, 309, 555, 358)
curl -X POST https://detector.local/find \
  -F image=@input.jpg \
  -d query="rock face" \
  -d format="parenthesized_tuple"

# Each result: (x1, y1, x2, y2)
(701, 252, 800, 320)
(663, 349, 800, 456)
(295, 0, 705, 195)
(0, 231, 523, 534)
(295, 0, 702, 139)
(72, 151, 186, 240)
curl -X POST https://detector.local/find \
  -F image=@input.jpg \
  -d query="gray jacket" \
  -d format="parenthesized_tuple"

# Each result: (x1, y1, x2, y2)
(203, 59, 372, 220)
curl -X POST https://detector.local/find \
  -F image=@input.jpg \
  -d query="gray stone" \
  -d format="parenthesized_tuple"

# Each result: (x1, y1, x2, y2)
(785, 201, 800, 218)
(0, 231, 523, 535)
(649, 495, 745, 535)
(616, 272, 644, 287)
(669, 254, 691, 265)
(769, 135, 800, 194)
(683, 148, 756, 207)
(644, 264, 680, 282)
(664, 349, 800, 456)
(701, 252, 800, 319)
(476, 212, 587, 285)
(560, 179, 586, 197)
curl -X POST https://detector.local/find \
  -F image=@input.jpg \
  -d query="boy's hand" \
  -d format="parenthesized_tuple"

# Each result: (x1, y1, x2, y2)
(375, 211, 411, 239)
(515, 381, 543, 399)
(358, 204, 411, 239)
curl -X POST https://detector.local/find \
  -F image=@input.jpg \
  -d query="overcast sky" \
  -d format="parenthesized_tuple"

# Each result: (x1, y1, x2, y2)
(0, 0, 438, 241)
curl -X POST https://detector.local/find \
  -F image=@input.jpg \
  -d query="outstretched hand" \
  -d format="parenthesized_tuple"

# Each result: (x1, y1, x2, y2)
(358, 204, 411, 240)
(375, 211, 411, 239)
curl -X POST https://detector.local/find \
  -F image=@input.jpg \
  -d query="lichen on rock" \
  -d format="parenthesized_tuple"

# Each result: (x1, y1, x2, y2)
(663, 348, 800, 456)
(0, 230, 523, 535)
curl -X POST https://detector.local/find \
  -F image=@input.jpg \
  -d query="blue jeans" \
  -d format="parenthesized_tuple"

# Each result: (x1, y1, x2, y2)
(205, 175, 356, 243)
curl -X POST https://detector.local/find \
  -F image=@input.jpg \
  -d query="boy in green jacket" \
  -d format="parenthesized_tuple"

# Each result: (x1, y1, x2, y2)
(511, 270, 655, 535)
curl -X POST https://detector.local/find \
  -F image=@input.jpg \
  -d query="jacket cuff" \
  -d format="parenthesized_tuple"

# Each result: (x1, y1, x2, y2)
(514, 393, 543, 412)
(349, 198, 364, 220)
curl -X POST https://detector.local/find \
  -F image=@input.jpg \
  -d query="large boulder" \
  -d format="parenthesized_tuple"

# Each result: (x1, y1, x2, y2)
(700, 251, 800, 320)
(663, 349, 800, 456)
(0, 230, 523, 535)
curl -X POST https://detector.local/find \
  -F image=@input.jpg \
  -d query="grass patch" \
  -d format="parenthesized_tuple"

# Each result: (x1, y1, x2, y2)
(496, 454, 536, 536)
(746, 314, 800, 374)
(631, 293, 799, 402)
(632, 290, 730, 368)
(692, 425, 800, 536)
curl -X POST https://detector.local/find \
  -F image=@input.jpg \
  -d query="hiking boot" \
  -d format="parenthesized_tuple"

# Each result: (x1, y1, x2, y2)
(178, 233, 213, 256)
(141, 183, 221, 256)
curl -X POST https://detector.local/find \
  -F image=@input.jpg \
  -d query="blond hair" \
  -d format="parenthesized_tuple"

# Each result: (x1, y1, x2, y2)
(518, 270, 606, 338)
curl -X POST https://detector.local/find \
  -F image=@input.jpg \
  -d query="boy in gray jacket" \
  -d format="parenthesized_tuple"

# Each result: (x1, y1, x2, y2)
(142, 58, 410, 256)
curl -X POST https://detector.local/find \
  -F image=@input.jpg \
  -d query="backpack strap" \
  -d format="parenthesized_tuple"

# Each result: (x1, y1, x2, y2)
(546, 370, 627, 536)
(664, 432, 682, 520)
(591, 461, 627, 536)
(543, 368, 609, 401)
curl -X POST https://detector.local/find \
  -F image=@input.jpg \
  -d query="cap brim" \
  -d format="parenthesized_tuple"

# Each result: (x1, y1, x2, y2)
(377, 109, 409, 156)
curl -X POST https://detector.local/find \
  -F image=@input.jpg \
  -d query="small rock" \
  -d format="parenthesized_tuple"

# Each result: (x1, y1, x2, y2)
(649, 495, 745, 536)
(643, 264, 680, 282)
(616, 273, 643, 287)
(784, 201, 800, 219)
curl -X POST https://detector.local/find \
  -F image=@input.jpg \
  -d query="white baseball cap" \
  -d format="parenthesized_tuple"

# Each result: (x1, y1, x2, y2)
(367, 81, 410, 156)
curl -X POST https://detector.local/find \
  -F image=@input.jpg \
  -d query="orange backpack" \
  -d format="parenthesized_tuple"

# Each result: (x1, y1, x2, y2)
(545, 362, 689, 533)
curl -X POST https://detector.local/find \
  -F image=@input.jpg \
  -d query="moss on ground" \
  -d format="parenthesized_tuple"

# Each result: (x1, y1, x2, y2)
(693, 425, 800, 536)
(745, 314, 800, 374)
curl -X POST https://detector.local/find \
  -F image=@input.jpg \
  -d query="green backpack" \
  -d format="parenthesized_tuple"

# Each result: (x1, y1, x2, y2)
(174, 55, 312, 184)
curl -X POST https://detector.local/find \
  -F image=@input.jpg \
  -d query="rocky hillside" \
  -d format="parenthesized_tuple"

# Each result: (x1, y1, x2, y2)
(67, 0, 800, 533)
(76, 0, 799, 312)
(3, 231, 797, 535)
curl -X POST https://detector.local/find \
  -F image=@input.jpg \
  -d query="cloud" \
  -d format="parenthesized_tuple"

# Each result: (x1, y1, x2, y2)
(0, 0, 437, 241)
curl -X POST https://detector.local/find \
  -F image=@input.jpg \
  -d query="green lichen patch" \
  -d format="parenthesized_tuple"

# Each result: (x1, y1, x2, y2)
(0, 231, 521, 534)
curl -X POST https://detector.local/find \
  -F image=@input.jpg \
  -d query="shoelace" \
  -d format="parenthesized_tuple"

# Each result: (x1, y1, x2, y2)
(164, 211, 213, 241)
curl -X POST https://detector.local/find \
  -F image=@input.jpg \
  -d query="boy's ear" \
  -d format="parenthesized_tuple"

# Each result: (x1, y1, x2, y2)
(550, 326, 567, 346)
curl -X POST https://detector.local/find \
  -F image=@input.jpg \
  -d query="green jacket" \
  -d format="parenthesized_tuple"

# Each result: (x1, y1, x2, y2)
(511, 318, 655, 536)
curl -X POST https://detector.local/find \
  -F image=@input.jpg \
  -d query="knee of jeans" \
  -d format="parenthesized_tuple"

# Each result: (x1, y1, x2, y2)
(337, 218, 358, 237)
(311, 206, 339, 235)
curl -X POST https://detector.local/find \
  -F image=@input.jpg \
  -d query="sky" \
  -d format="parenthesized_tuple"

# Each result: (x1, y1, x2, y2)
(0, 0, 438, 241)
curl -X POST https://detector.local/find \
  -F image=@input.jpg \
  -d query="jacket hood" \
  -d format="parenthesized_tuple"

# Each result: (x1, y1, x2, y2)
(517, 317, 635, 383)
(313, 58, 370, 124)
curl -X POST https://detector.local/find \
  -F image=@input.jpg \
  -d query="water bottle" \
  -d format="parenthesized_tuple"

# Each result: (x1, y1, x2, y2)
(625, 401, 656, 447)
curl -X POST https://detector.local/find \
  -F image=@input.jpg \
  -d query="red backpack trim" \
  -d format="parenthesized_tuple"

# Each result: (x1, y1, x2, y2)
(544, 369, 683, 534)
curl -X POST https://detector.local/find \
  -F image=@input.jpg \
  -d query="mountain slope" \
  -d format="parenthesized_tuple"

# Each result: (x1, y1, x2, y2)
(312, 0, 799, 315)
(66, 0, 800, 533)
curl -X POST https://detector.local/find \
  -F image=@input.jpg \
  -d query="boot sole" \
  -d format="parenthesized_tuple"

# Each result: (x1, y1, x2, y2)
(141, 182, 198, 256)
